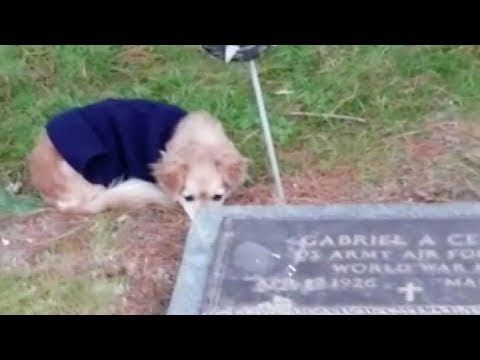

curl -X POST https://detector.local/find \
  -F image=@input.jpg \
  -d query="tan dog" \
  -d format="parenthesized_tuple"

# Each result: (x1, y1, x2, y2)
(28, 110, 247, 219)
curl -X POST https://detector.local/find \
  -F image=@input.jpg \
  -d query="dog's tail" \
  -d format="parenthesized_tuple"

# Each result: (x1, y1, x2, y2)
(84, 179, 171, 213)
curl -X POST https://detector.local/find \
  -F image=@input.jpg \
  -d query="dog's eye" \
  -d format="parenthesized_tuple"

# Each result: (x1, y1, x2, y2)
(184, 195, 195, 202)
(212, 194, 223, 201)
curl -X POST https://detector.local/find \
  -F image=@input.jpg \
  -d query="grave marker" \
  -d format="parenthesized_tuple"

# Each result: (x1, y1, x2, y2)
(167, 203, 480, 315)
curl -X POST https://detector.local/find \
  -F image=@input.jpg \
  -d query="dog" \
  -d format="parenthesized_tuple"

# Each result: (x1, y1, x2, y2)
(27, 98, 248, 219)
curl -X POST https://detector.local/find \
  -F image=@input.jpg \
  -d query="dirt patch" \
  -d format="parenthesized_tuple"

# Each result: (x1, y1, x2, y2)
(230, 167, 356, 205)
(231, 147, 358, 205)
(406, 137, 445, 163)
(364, 117, 480, 203)
(0, 210, 91, 269)
(111, 206, 188, 315)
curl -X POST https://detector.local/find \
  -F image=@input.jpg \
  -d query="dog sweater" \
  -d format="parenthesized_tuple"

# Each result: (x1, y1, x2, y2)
(45, 98, 188, 187)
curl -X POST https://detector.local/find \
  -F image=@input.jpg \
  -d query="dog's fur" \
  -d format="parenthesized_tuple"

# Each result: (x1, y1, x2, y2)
(28, 111, 247, 219)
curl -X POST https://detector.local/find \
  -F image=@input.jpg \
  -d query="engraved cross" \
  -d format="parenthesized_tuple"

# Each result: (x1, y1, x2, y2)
(397, 282, 423, 302)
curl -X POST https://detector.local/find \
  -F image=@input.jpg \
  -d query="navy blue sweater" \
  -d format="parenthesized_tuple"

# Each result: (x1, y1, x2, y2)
(45, 99, 188, 186)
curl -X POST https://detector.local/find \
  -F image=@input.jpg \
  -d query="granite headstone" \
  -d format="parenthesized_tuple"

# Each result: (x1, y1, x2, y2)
(167, 204, 480, 315)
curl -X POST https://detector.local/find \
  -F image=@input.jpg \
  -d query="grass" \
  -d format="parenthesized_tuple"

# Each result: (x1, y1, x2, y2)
(0, 272, 125, 315)
(0, 209, 128, 315)
(2, 45, 480, 314)
(3, 45, 480, 180)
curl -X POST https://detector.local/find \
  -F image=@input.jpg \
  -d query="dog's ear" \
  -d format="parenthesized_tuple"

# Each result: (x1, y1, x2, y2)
(152, 157, 188, 197)
(216, 152, 248, 190)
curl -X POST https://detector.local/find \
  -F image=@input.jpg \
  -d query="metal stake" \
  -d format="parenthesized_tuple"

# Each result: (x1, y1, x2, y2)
(248, 60, 286, 204)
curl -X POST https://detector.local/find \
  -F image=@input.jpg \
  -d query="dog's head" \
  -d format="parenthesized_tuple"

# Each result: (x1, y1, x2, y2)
(152, 110, 248, 219)
(154, 151, 247, 219)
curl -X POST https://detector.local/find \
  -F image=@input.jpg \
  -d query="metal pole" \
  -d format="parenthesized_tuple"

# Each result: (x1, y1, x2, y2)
(248, 60, 286, 204)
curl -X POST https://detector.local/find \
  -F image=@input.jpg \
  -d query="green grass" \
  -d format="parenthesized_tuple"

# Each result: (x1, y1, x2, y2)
(0, 272, 125, 315)
(0, 211, 128, 315)
(2, 45, 480, 314)
(3, 45, 480, 181)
